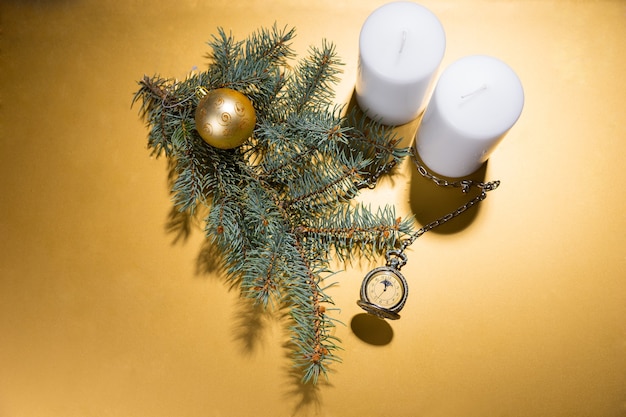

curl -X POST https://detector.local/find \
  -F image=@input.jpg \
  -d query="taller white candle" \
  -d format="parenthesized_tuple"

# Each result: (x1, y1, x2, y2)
(415, 55, 524, 178)
(356, 1, 446, 126)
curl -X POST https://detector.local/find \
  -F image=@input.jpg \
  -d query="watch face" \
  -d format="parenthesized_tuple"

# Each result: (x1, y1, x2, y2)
(360, 267, 408, 313)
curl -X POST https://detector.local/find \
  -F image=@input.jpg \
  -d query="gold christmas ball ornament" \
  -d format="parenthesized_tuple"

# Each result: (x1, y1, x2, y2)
(194, 88, 256, 149)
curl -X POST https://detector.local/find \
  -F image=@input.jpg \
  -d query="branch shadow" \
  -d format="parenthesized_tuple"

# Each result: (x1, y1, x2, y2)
(161, 164, 324, 410)
(231, 297, 273, 357)
(281, 341, 329, 417)
(165, 206, 195, 244)
(230, 298, 327, 415)
(283, 365, 327, 417)
(163, 157, 202, 245)
(195, 238, 221, 275)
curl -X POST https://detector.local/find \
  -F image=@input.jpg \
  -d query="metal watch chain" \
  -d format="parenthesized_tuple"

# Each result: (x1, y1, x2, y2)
(356, 151, 500, 319)
(362, 152, 501, 256)
(399, 155, 501, 253)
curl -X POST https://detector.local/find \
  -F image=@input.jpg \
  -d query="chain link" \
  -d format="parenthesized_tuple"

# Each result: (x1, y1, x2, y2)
(355, 151, 501, 267)
(398, 154, 501, 253)
(356, 159, 398, 190)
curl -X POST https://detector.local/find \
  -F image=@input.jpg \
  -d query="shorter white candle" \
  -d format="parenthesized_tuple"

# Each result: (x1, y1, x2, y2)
(415, 55, 524, 177)
(356, 2, 446, 126)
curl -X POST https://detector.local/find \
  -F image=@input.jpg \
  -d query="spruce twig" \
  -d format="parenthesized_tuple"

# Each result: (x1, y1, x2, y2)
(133, 26, 413, 383)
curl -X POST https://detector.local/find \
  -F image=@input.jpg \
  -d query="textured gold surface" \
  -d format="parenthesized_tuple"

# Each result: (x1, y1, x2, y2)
(1, 1, 625, 416)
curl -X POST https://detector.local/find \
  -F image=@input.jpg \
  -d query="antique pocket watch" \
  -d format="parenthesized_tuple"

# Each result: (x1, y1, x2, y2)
(357, 250, 409, 320)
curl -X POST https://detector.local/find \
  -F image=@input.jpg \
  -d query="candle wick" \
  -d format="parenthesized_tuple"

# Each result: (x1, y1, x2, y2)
(461, 84, 488, 99)
(399, 30, 407, 54)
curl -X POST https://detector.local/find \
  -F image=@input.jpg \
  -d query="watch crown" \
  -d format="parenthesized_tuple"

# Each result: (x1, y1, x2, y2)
(385, 250, 407, 270)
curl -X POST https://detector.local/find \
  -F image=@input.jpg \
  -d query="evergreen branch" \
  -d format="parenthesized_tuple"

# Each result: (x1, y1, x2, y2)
(282, 157, 368, 210)
(286, 239, 341, 384)
(205, 195, 250, 280)
(132, 75, 168, 113)
(134, 74, 214, 157)
(296, 204, 414, 262)
(201, 159, 256, 281)
(255, 108, 348, 185)
(134, 26, 415, 385)
(133, 76, 177, 157)
(168, 113, 250, 215)
(169, 120, 211, 213)
(207, 25, 296, 117)
(238, 185, 291, 306)
(244, 23, 296, 66)
(241, 243, 282, 307)
(284, 40, 343, 114)
(342, 109, 411, 179)
(207, 28, 285, 105)
(205, 28, 243, 78)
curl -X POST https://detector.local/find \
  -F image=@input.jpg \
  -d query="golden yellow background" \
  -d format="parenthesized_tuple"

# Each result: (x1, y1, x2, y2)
(1, 1, 625, 416)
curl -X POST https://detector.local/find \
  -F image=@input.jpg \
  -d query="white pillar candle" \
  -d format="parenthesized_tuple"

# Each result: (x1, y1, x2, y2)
(415, 55, 524, 178)
(356, 1, 446, 126)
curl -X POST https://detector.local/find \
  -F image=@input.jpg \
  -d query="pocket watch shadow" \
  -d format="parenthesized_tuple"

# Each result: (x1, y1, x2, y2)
(408, 154, 489, 234)
(350, 313, 394, 345)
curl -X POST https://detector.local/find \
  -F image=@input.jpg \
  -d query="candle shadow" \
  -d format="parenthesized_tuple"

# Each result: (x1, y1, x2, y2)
(409, 151, 489, 234)
(343, 88, 367, 124)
